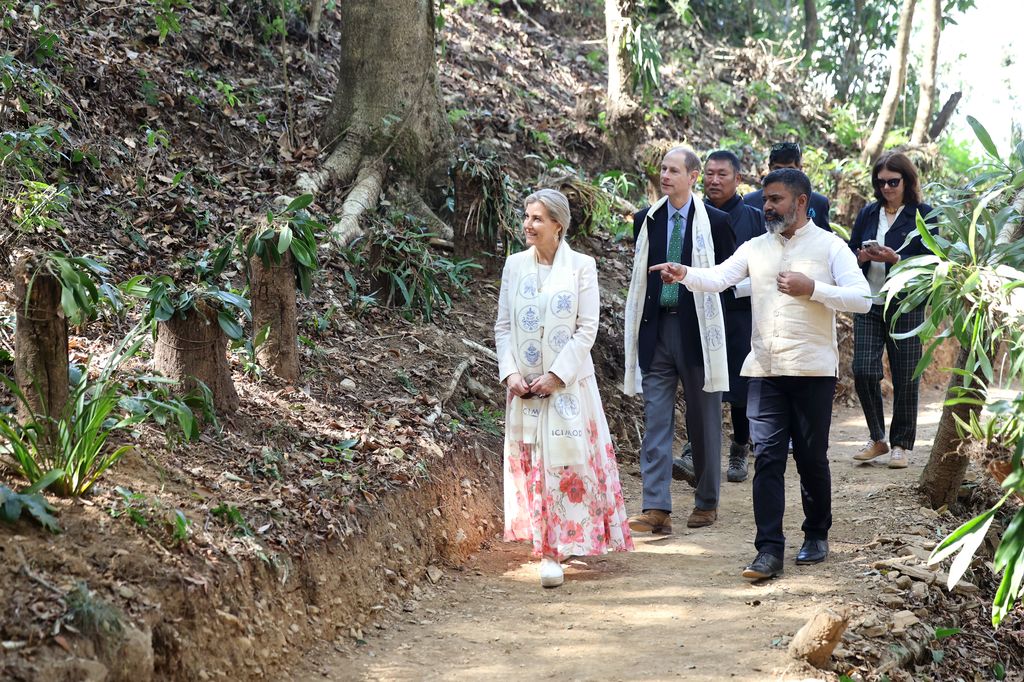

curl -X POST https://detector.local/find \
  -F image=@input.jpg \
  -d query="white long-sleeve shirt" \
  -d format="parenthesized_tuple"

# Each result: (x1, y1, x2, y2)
(680, 223, 871, 377)
(682, 232, 872, 313)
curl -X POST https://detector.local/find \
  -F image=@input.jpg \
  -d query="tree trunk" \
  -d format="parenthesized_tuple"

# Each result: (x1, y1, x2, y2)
(834, 0, 864, 101)
(802, 0, 819, 57)
(154, 302, 239, 414)
(910, 0, 941, 144)
(13, 255, 68, 447)
(604, 0, 643, 167)
(919, 346, 983, 509)
(861, 0, 917, 164)
(928, 91, 962, 140)
(314, 0, 453, 247)
(308, 0, 324, 41)
(250, 252, 299, 384)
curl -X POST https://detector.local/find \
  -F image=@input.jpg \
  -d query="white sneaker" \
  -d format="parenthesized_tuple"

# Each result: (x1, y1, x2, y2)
(539, 558, 564, 588)
(888, 446, 910, 469)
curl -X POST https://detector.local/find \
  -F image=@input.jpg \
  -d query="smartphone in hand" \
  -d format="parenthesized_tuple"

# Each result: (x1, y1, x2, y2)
(861, 239, 880, 249)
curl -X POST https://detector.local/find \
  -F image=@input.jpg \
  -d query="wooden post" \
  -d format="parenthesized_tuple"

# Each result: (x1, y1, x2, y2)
(154, 301, 239, 414)
(13, 255, 69, 445)
(249, 251, 299, 384)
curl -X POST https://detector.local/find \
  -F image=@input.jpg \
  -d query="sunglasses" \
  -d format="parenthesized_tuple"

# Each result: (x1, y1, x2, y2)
(875, 177, 903, 188)
(770, 142, 800, 154)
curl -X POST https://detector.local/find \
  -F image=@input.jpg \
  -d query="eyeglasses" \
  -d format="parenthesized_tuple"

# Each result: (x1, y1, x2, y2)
(770, 142, 800, 154)
(875, 177, 903, 188)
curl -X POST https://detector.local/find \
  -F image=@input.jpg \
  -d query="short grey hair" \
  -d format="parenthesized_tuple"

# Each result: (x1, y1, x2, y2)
(665, 146, 701, 173)
(524, 188, 572, 240)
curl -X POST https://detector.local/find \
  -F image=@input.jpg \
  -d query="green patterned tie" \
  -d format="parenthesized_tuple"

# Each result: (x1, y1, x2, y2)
(660, 211, 684, 307)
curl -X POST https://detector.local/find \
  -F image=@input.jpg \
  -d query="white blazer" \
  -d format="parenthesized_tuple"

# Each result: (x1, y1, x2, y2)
(494, 244, 599, 387)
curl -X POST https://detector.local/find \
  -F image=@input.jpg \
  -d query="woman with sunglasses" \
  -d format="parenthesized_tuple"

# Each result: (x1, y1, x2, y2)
(848, 151, 937, 470)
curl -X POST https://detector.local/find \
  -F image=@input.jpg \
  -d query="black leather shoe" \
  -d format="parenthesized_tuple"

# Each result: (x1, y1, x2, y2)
(742, 552, 784, 580)
(672, 443, 696, 486)
(796, 539, 829, 565)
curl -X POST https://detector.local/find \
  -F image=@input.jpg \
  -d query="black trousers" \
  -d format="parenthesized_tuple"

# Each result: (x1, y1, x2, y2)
(747, 376, 837, 559)
(853, 304, 924, 449)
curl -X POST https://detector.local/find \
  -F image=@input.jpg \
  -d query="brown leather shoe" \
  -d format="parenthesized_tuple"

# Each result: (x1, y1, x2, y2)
(628, 509, 672, 534)
(687, 507, 717, 528)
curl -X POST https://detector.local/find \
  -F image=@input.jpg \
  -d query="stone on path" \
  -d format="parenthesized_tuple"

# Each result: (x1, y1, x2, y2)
(788, 607, 850, 668)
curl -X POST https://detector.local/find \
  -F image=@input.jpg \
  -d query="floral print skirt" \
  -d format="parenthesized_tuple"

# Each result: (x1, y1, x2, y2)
(503, 376, 634, 560)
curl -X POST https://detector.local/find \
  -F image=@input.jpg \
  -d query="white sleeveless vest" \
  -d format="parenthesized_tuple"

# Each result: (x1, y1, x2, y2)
(743, 226, 843, 378)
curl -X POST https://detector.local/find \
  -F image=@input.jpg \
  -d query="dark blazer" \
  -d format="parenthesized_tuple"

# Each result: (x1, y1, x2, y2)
(633, 200, 735, 371)
(848, 201, 937, 280)
(744, 188, 832, 231)
(709, 194, 765, 312)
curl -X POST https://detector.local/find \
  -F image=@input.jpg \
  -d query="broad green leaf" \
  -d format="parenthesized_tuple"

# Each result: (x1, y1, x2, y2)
(930, 495, 1008, 565)
(217, 310, 244, 340)
(286, 194, 314, 213)
(933, 627, 961, 640)
(277, 226, 293, 255)
(967, 115, 1000, 159)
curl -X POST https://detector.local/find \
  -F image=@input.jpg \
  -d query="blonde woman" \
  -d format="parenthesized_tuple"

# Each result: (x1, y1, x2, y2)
(494, 189, 633, 588)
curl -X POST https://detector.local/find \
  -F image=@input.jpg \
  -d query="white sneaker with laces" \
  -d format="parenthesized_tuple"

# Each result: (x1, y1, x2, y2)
(539, 557, 564, 588)
(888, 446, 909, 469)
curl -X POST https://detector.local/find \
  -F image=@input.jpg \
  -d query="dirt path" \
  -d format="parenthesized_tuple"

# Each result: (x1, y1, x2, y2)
(289, 396, 945, 681)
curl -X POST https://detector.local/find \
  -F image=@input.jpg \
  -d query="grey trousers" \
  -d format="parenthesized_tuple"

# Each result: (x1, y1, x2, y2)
(640, 314, 723, 512)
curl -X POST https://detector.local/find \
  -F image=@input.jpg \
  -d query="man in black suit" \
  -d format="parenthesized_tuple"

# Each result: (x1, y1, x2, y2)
(626, 147, 736, 534)
(702, 149, 766, 483)
(744, 142, 831, 231)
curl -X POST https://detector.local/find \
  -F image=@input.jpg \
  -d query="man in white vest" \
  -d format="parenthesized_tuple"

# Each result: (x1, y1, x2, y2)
(650, 168, 871, 580)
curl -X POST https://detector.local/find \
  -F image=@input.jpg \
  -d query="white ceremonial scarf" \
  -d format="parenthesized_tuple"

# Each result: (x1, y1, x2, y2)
(506, 242, 587, 469)
(623, 195, 729, 395)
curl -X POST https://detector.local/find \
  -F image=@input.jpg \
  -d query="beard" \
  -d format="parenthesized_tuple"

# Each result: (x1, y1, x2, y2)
(765, 205, 799, 234)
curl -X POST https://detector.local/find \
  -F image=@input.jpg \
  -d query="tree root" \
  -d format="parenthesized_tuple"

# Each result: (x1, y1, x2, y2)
(330, 159, 385, 246)
(297, 132, 366, 195)
(393, 182, 454, 241)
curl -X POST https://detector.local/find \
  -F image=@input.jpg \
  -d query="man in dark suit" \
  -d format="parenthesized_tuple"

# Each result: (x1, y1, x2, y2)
(626, 147, 736, 534)
(702, 149, 766, 483)
(744, 142, 831, 231)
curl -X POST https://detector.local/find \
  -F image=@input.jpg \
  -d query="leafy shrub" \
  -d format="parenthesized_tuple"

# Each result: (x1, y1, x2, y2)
(354, 215, 480, 322)
(0, 333, 144, 496)
(0, 326, 211, 496)
(623, 22, 661, 100)
(244, 193, 324, 296)
(828, 105, 867, 148)
(452, 154, 521, 255)
(885, 118, 1024, 626)
(119, 373, 217, 443)
(121, 243, 250, 340)
(31, 252, 122, 325)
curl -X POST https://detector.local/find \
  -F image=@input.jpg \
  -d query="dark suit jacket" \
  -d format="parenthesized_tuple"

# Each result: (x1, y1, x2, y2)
(743, 188, 832, 231)
(633, 200, 735, 371)
(708, 194, 765, 312)
(848, 201, 937, 281)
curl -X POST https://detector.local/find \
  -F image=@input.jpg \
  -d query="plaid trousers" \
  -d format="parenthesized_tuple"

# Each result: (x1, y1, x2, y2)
(852, 303, 925, 449)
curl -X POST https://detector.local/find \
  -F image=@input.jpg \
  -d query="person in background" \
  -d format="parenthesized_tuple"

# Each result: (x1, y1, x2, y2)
(650, 169, 871, 579)
(494, 189, 634, 588)
(622, 147, 736, 535)
(848, 152, 937, 469)
(744, 142, 832, 231)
